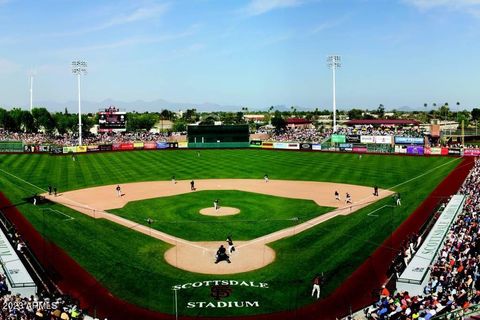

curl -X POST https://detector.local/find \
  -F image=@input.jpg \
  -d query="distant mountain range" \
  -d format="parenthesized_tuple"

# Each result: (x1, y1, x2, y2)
(33, 98, 242, 114)
(22, 99, 427, 113)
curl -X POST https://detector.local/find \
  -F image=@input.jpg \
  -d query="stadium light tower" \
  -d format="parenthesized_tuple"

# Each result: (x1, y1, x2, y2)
(71, 60, 87, 146)
(29, 72, 34, 112)
(327, 55, 341, 132)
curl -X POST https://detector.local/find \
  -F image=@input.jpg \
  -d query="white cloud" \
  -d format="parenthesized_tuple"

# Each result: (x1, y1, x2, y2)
(309, 14, 350, 35)
(45, 2, 170, 37)
(244, 0, 303, 16)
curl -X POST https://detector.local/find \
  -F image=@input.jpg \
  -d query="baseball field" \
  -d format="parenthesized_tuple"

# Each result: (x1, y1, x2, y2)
(0, 149, 461, 317)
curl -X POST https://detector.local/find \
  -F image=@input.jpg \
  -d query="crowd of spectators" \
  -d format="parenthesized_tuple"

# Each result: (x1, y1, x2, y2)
(0, 130, 176, 147)
(334, 125, 425, 137)
(262, 125, 426, 144)
(267, 127, 329, 143)
(364, 158, 480, 320)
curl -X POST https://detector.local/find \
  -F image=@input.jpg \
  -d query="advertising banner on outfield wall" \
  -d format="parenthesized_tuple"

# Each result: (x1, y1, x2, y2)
(346, 135, 361, 143)
(144, 142, 157, 149)
(407, 146, 424, 155)
(87, 145, 100, 152)
(312, 144, 322, 151)
(156, 142, 168, 149)
(168, 142, 179, 148)
(119, 143, 134, 150)
(441, 148, 449, 155)
(99, 144, 113, 151)
(300, 143, 312, 150)
(360, 136, 375, 144)
(352, 146, 367, 153)
(112, 143, 121, 151)
(178, 141, 188, 148)
(49, 146, 63, 154)
(249, 140, 262, 148)
(76, 146, 87, 153)
(374, 136, 393, 144)
(394, 137, 424, 145)
(395, 145, 406, 154)
(261, 142, 274, 149)
(331, 135, 346, 143)
(133, 142, 144, 149)
(38, 145, 50, 152)
(62, 146, 76, 154)
(464, 149, 480, 156)
(448, 148, 462, 156)
(430, 147, 442, 155)
(273, 142, 299, 150)
(339, 143, 353, 151)
(23, 145, 36, 153)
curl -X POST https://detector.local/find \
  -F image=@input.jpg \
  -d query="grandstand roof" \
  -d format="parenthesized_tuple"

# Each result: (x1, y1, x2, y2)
(345, 119, 420, 126)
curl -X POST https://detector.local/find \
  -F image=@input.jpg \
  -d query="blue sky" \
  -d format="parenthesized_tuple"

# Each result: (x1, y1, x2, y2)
(1, 0, 479, 111)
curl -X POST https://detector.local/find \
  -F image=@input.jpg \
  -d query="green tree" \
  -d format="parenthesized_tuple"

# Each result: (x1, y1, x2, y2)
(270, 111, 286, 132)
(471, 108, 480, 121)
(20, 110, 35, 132)
(347, 109, 363, 120)
(172, 119, 187, 132)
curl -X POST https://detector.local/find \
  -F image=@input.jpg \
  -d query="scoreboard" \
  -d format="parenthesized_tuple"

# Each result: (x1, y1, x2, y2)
(98, 106, 126, 133)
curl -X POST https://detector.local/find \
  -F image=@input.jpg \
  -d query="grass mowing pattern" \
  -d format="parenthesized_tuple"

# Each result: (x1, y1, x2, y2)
(0, 150, 460, 316)
(110, 190, 334, 241)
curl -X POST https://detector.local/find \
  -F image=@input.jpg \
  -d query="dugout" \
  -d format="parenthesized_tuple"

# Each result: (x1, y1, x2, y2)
(187, 125, 249, 148)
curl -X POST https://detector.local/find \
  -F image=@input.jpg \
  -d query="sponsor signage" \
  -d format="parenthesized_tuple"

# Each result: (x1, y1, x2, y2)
(312, 144, 322, 151)
(120, 143, 134, 150)
(464, 149, 480, 156)
(133, 142, 144, 149)
(394, 137, 424, 145)
(300, 143, 312, 150)
(62, 146, 76, 154)
(144, 142, 157, 150)
(397, 195, 465, 295)
(87, 145, 100, 152)
(250, 140, 262, 148)
(76, 146, 87, 153)
(50, 146, 63, 154)
(374, 136, 392, 144)
(38, 145, 50, 152)
(441, 148, 449, 155)
(331, 134, 346, 143)
(273, 142, 299, 150)
(156, 142, 168, 149)
(99, 144, 113, 151)
(353, 146, 367, 153)
(178, 141, 188, 148)
(448, 148, 461, 156)
(112, 143, 121, 151)
(172, 280, 268, 309)
(407, 146, 424, 155)
(360, 136, 375, 144)
(346, 135, 360, 143)
(261, 142, 274, 149)
(168, 142, 179, 148)
(430, 147, 442, 155)
(339, 143, 353, 151)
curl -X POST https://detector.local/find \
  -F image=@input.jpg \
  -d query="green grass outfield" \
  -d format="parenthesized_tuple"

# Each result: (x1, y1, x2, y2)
(0, 150, 460, 316)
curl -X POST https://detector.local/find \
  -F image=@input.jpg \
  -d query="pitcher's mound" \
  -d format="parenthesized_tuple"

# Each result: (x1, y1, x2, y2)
(200, 207, 240, 216)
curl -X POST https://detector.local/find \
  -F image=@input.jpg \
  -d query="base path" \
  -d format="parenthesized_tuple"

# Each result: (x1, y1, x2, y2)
(43, 179, 392, 274)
